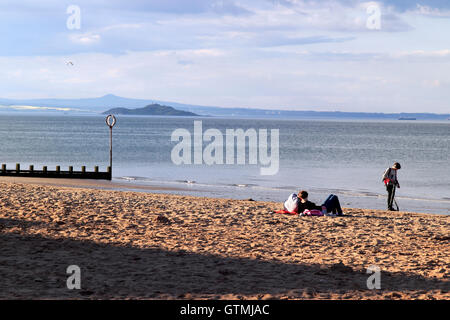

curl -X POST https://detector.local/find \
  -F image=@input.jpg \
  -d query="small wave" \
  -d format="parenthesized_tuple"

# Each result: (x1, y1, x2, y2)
(277, 186, 299, 190)
(174, 180, 196, 184)
(337, 190, 380, 198)
(250, 185, 285, 192)
(230, 183, 258, 188)
(118, 176, 137, 181)
(395, 196, 450, 204)
(116, 176, 152, 182)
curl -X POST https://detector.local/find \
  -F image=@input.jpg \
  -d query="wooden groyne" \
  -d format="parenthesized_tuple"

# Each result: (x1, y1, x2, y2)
(0, 115, 117, 181)
(0, 164, 112, 180)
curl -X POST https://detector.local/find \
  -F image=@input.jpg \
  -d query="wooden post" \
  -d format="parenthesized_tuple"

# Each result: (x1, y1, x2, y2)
(56, 165, 60, 173)
(29, 165, 34, 172)
(43, 166, 47, 173)
(81, 166, 86, 173)
(69, 166, 73, 174)
(16, 163, 20, 173)
(1, 164, 6, 172)
(94, 166, 99, 173)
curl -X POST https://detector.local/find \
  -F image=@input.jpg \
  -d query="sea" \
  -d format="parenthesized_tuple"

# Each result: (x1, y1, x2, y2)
(0, 114, 448, 215)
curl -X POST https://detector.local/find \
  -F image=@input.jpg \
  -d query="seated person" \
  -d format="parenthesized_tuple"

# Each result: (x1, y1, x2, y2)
(284, 190, 343, 216)
(284, 190, 323, 214)
(321, 194, 343, 216)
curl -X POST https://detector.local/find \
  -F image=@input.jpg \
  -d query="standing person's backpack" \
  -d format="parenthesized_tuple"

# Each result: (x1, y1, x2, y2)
(382, 167, 392, 186)
(382, 167, 399, 186)
(383, 163, 401, 187)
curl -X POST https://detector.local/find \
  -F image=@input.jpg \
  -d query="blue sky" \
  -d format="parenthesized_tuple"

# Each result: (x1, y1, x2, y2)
(0, 0, 449, 113)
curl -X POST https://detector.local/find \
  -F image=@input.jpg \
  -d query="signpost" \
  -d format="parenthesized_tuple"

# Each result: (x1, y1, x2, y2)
(105, 115, 116, 177)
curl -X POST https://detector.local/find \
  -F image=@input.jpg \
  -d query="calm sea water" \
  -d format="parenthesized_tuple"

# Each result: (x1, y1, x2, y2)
(0, 114, 448, 215)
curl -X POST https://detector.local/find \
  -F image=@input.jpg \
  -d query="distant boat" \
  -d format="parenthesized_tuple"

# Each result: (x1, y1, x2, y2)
(398, 117, 417, 120)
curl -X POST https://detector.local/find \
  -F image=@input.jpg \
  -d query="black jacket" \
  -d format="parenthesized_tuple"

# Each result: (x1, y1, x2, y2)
(297, 200, 322, 213)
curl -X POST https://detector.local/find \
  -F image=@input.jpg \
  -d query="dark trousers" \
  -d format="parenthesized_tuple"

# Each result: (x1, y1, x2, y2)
(386, 185, 396, 209)
(322, 194, 343, 215)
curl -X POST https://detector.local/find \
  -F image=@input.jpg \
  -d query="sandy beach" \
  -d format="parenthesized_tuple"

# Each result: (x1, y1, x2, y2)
(0, 179, 448, 300)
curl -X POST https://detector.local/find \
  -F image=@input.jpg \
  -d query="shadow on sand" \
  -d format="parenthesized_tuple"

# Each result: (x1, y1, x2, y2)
(0, 218, 448, 299)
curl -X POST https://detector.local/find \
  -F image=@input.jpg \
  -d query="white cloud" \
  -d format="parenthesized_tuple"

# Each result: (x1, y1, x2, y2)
(70, 33, 101, 45)
(0, 1, 449, 113)
(414, 4, 450, 18)
(0, 105, 76, 112)
(0, 48, 449, 113)
(101, 23, 143, 32)
(186, 49, 225, 57)
(393, 50, 450, 58)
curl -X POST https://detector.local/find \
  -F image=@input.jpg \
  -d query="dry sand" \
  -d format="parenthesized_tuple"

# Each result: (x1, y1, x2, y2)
(0, 180, 448, 300)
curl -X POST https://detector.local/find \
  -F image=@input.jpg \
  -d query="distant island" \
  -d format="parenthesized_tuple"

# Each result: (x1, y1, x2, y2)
(102, 104, 199, 116)
(1, 94, 450, 120)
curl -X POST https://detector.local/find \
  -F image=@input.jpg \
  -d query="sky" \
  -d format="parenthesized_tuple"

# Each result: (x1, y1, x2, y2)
(0, 0, 449, 113)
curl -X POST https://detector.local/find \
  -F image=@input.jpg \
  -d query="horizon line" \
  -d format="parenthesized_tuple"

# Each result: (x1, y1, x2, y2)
(1, 94, 449, 116)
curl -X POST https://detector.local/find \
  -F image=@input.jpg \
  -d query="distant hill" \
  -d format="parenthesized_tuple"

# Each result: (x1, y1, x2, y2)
(102, 104, 199, 116)
(1, 94, 449, 120)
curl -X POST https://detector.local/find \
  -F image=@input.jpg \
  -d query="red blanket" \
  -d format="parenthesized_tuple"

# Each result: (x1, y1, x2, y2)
(274, 210, 298, 215)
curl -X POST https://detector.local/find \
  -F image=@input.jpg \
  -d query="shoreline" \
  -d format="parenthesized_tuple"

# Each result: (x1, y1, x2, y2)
(0, 179, 448, 299)
(0, 176, 448, 217)
(1, 176, 447, 216)
(0, 176, 188, 192)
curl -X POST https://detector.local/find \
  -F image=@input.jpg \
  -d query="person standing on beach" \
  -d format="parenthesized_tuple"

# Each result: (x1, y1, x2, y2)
(382, 162, 401, 211)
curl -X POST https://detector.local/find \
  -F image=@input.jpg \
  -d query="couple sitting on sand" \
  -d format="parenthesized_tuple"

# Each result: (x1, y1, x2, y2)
(283, 190, 343, 216)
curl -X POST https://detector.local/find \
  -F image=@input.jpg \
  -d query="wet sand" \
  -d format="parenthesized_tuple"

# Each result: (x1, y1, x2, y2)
(0, 176, 187, 192)
(0, 180, 448, 300)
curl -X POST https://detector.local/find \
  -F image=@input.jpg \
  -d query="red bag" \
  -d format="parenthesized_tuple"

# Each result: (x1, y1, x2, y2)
(303, 209, 324, 216)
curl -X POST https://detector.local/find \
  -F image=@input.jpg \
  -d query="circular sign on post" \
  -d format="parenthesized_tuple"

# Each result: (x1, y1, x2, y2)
(106, 114, 116, 128)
